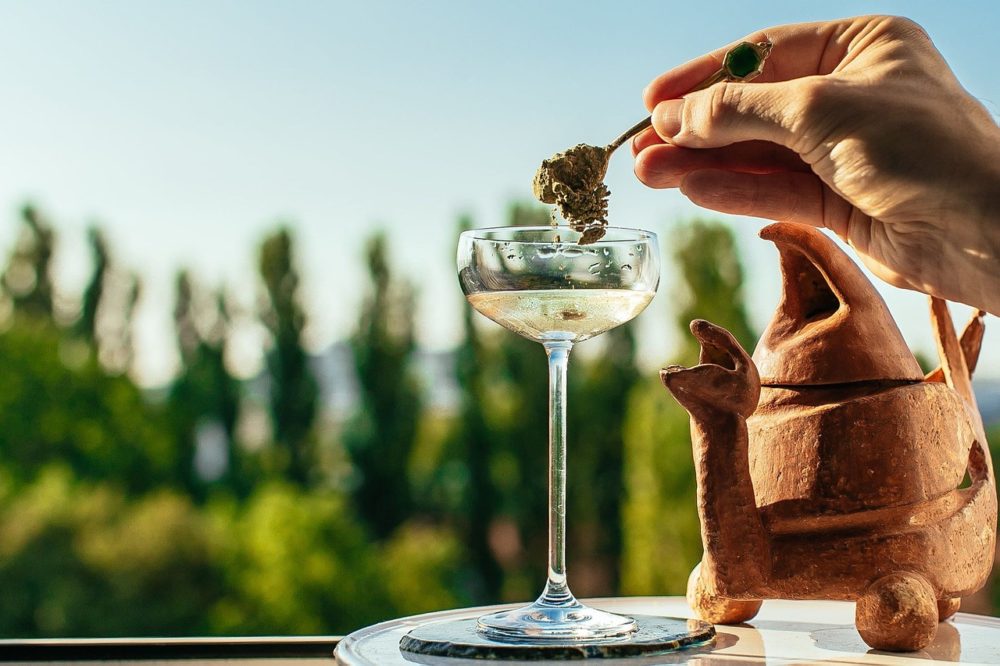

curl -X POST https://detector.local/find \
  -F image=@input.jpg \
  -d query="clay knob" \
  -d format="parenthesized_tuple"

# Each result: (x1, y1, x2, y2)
(856, 573, 938, 651)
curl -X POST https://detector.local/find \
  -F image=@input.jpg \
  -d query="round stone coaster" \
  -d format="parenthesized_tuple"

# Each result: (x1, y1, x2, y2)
(398, 615, 714, 660)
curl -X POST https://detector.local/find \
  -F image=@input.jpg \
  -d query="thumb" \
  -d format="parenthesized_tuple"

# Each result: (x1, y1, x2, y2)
(652, 80, 813, 153)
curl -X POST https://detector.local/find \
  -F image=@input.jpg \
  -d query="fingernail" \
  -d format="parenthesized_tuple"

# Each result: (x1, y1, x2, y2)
(653, 99, 684, 139)
(630, 127, 651, 155)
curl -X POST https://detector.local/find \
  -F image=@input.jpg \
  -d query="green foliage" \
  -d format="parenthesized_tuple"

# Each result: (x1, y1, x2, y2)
(620, 378, 701, 594)
(2, 205, 55, 320)
(210, 484, 465, 634)
(913, 350, 936, 375)
(0, 469, 465, 637)
(78, 227, 108, 343)
(433, 215, 502, 601)
(209, 483, 387, 634)
(507, 201, 551, 228)
(481, 203, 557, 595)
(65, 224, 142, 373)
(0, 318, 176, 492)
(567, 324, 638, 594)
(671, 219, 755, 363)
(0, 468, 223, 637)
(379, 522, 468, 616)
(168, 271, 243, 496)
(258, 227, 319, 485)
(621, 219, 757, 595)
(344, 232, 421, 538)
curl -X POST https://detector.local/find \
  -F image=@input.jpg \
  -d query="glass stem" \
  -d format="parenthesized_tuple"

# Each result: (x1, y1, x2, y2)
(541, 340, 574, 606)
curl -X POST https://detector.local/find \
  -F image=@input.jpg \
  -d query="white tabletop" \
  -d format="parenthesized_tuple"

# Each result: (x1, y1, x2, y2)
(335, 596, 1000, 665)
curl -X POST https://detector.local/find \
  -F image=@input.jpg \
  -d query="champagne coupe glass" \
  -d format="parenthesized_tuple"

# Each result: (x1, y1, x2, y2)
(457, 225, 659, 642)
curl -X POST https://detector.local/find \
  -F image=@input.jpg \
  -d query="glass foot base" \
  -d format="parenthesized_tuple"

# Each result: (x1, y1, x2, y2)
(399, 613, 716, 659)
(477, 598, 637, 643)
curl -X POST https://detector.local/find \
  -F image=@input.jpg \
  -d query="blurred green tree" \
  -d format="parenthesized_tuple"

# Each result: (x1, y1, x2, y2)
(66, 222, 142, 374)
(77, 227, 109, 344)
(432, 214, 504, 602)
(258, 228, 318, 486)
(379, 522, 468, 617)
(0, 208, 168, 489)
(104, 271, 142, 375)
(0, 317, 176, 491)
(2, 205, 55, 321)
(487, 203, 552, 599)
(622, 219, 756, 595)
(672, 220, 756, 359)
(0, 468, 223, 637)
(168, 271, 243, 496)
(344, 232, 421, 538)
(567, 321, 638, 595)
(209, 482, 387, 634)
(210, 482, 466, 634)
(87, 234, 141, 375)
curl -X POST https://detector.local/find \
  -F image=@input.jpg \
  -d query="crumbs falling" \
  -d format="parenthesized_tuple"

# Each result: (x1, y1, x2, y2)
(532, 144, 611, 244)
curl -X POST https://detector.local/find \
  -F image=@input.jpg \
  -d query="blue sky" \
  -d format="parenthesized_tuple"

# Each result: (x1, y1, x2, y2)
(1, 1, 998, 385)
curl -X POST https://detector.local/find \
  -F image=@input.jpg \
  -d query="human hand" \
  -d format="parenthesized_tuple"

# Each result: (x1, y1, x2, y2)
(633, 16, 1000, 314)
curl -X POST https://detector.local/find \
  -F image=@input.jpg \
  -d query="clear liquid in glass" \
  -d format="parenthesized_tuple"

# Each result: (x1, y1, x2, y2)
(467, 288, 654, 343)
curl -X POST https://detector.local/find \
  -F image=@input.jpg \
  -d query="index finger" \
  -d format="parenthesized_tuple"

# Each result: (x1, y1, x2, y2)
(643, 17, 870, 110)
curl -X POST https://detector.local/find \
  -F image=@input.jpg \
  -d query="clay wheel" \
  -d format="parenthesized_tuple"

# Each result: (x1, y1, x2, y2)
(856, 572, 938, 651)
(686, 563, 762, 625)
(937, 597, 961, 621)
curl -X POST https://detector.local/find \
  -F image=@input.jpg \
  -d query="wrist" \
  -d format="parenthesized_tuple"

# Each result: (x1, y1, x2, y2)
(969, 141, 1000, 314)
(940, 125, 1000, 314)
(977, 129, 1000, 261)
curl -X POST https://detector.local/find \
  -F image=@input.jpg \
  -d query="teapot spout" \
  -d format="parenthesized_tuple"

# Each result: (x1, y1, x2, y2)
(660, 320, 760, 418)
(662, 320, 769, 597)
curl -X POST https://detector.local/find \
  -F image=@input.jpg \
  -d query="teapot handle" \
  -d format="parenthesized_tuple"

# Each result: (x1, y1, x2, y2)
(926, 299, 982, 410)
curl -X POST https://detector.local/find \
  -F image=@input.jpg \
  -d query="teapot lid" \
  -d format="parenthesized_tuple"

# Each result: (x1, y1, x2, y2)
(752, 223, 923, 386)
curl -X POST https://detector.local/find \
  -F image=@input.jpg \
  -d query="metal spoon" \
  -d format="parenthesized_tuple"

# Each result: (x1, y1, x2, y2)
(606, 40, 773, 153)
(533, 40, 773, 243)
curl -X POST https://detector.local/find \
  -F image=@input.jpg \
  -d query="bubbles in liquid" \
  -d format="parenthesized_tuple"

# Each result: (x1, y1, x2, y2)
(588, 262, 602, 274)
(561, 247, 584, 258)
(621, 264, 632, 271)
(537, 246, 558, 258)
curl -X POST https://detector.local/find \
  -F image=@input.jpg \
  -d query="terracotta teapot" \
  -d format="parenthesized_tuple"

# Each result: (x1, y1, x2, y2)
(661, 222, 996, 652)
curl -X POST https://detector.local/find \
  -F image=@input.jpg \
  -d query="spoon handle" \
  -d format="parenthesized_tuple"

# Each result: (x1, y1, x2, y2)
(605, 67, 727, 152)
(606, 40, 771, 153)
(607, 116, 653, 152)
